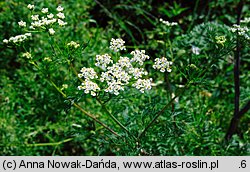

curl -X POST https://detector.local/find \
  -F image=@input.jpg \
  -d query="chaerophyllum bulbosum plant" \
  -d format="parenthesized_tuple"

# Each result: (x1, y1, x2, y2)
(2, 2, 249, 151)
(2, 4, 176, 142)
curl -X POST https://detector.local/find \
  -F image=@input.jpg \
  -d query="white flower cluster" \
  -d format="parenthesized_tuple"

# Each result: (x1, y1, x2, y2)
(2, 4, 67, 44)
(67, 41, 80, 49)
(18, 20, 26, 27)
(77, 67, 100, 96)
(95, 54, 113, 69)
(132, 78, 152, 93)
(77, 80, 100, 96)
(22, 52, 32, 59)
(117, 56, 133, 68)
(128, 67, 148, 79)
(241, 17, 250, 23)
(56, 6, 64, 12)
(49, 28, 55, 35)
(109, 38, 126, 52)
(78, 67, 98, 80)
(153, 57, 173, 72)
(100, 61, 132, 95)
(42, 8, 48, 14)
(29, 5, 67, 31)
(78, 38, 154, 96)
(230, 24, 250, 40)
(57, 12, 65, 19)
(27, 4, 34, 10)
(159, 18, 178, 27)
(130, 50, 150, 66)
(3, 33, 32, 44)
(30, 16, 57, 28)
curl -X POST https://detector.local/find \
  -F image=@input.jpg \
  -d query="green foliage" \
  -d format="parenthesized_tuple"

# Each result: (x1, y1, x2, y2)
(0, 0, 249, 156)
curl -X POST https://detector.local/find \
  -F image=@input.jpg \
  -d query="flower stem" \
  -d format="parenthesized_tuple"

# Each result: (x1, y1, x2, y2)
(70, 62, 131, 138)
(27, 138, 73, 147)
(72, 102, 121, 137)
(96, 98, 133, 137)
(138, 85, 187, 139)
(30, 62, 120, 137)
(50, 79, 120, 137)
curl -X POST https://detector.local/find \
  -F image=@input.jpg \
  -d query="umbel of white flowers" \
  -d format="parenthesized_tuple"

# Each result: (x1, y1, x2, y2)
(230, 23, 250, 41)
(77, 38, 173, 96)
(2, 4, 67, 44)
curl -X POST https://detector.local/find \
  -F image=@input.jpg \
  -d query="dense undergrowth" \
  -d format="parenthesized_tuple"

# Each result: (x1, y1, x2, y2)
(0, 0, 249, 155)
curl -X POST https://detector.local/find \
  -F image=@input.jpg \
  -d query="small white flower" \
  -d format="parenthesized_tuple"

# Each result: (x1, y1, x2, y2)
(130, 50, 150, 66)
(18, 20, 26, 27)
(29, 26, 35, 30)
(41, 8, 48, 13)
(48, 28, 55, 35)
(24, 33, 32, 37)
(153, 57, 173, 73)
(240, 17, 250, 23)
(132, 78, 152, 93)
(56, 5, 64, 12)
(104, 80, 124, 95)
(27, 4, 34, 10)
(95, 54, 113, 69)
(159, 18, 178, 27)
(67, 41, 80, 49)
(3, 39, 8, 43)
(57, 12, 65, 19)
(31, 15, 39, 21)
(8, 34, 31, 44)
(191, 45, 200, 55)
(129, 68, 148, 79)
(78, 67, 98, 80)
(78, 80, 100, 96)
(22, 52, 32, 59)
(230, 24, 250, 40)
(109, 38, 126, 52)
(44, 57, 52, 62)
(31, 21, 42, 28)
(47, 13, 54, 19)
(117, 56, 132, 68)
(58, 19, 67, 26)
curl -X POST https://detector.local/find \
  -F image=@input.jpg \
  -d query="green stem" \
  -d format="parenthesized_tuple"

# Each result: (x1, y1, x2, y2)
(187, 0, 200, 32)
(30, 62, 120, 137)
(26, 138, 73, 147)
(163, 32, 167, 58)
(96, 98, 132, 137)
(50, 79, 120, 137)
(138, 85, 187, 139)
(48, 33, 64, 57)
(72, 102, 120, 137)
(167, 38, 174, 61)
(49, 79, 67, 97)
(69, 62, 129, 137)
(70, 62, 84, 82)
